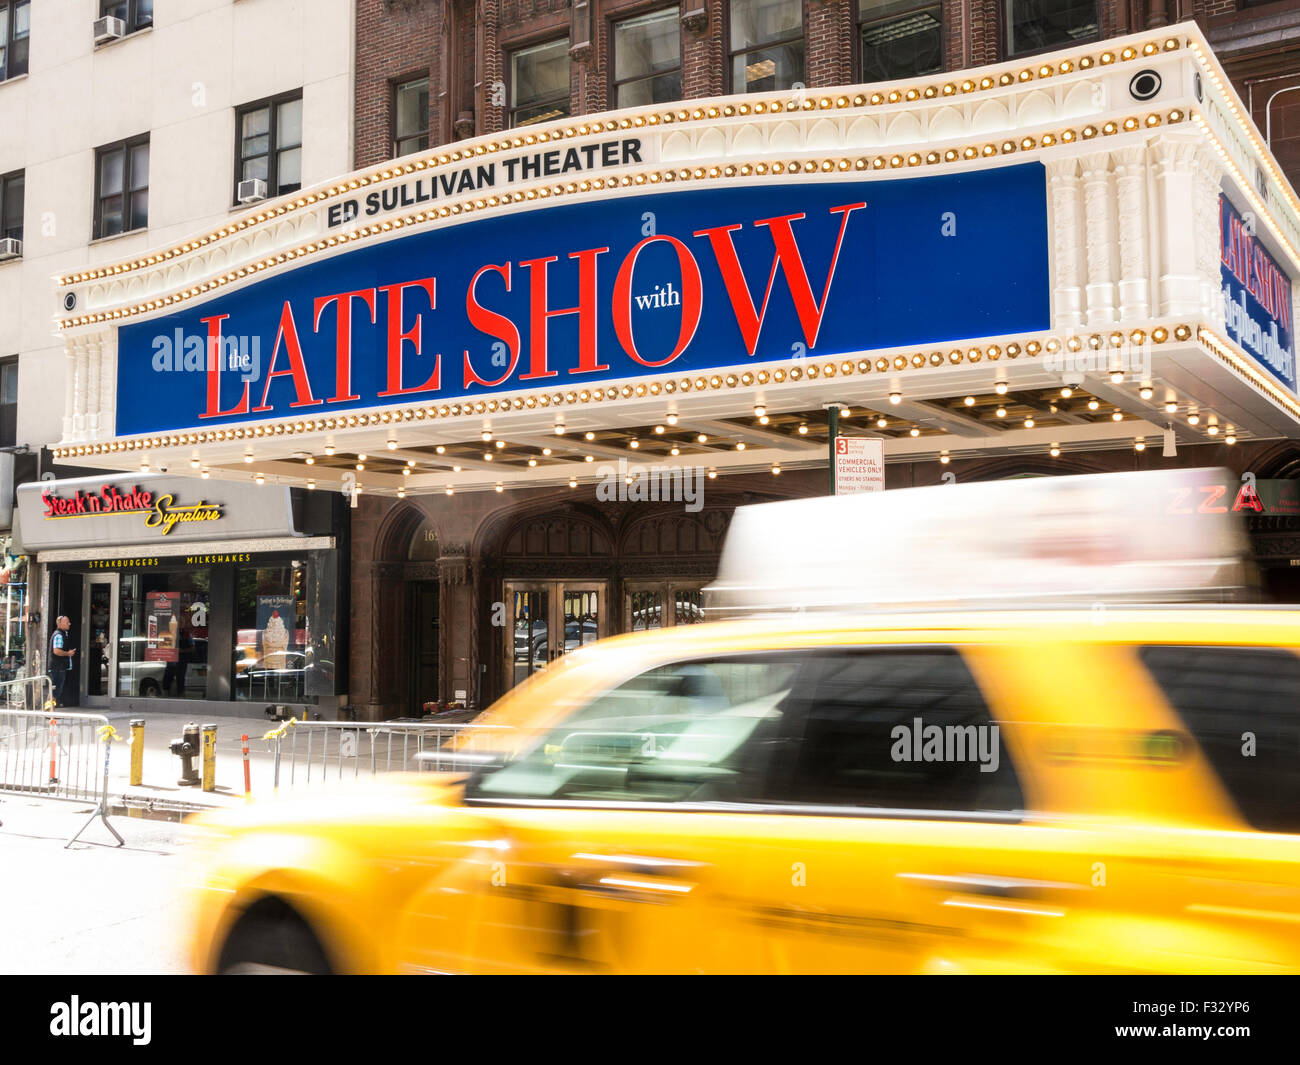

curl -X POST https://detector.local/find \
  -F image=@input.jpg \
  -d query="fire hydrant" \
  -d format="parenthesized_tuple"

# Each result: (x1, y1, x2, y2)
(169, 722, 201, 786)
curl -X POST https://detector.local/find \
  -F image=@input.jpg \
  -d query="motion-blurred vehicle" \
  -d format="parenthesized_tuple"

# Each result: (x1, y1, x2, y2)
(185, 469, 1300, 974)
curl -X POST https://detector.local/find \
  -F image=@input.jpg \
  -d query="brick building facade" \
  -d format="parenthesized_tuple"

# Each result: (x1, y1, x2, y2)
(354, 1, 1300, 189)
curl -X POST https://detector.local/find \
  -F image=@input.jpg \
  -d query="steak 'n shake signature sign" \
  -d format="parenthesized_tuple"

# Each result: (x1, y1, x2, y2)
(41, 484, 222, 535)
(115, 164, 1051, 436)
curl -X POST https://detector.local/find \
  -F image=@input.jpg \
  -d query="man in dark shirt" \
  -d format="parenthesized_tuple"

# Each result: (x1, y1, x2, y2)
(48, 616, 76, 708)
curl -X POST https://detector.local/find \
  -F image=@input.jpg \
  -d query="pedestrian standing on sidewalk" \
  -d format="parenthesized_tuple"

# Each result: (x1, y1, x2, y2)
(48, 616, 76, 708)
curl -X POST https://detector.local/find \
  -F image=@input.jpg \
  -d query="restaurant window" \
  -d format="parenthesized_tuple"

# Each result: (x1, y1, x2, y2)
(859, 1, 943, 82)
(117, 569, 212, 699)
(0, 169, 21, 242)
(94, 135, 149, 239)
(729, 0, 804, 94)
(393, 77, 430, 157)
(510, 38, 570, 127)
(235, 562, 308, 703)
(0, 543, 26, 683)
(612, 7, 681, 109)
(1005, 0, 1097, 58)
(235, 92, 303, 203)
(0, 358, 16, 447)
(0, 0, 29, 82)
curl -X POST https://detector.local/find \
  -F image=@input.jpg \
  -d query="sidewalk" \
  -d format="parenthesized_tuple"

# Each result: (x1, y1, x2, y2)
(102, 711, 282, 812)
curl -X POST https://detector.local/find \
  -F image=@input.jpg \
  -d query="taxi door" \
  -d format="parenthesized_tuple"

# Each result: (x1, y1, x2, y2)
(393, 653, 802, 974)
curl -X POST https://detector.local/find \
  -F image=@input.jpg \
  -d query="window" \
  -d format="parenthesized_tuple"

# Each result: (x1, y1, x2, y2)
(0, 170, 21, 242)
(1005, 0, 1098, 58)
(859, 1, 943, 82)
(627, 585, 706, 631)
(94, 136, 149, 239)
(613, 7, 681, 109)
(0, 0, 29, 81)
(236, 92, 303, 202)
(393, 78, 430, 157)
(778, 649, 1023, 815)
(467, 656, 803, 804)
(0, 358, 16, 447)
(235, 562, 309, 702)
(729, 0, 803, 94)
(100, 0, 153, 34)
(1139, 645, 1300, 834)
(510, 38, 570, 127)
(117, 570, 211, 699)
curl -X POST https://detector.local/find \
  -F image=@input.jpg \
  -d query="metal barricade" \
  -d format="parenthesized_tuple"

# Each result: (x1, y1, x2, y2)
(0, 676, 125, 847)
(265, 719, 515, 791)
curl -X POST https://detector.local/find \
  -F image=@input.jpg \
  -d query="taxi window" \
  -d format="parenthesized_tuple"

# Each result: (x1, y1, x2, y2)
(465, 656, 801, 805)
(775, 648, 1024, 816)
(1139, 645, 1300, 834)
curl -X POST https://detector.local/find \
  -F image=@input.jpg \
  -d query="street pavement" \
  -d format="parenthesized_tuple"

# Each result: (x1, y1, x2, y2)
(0, 799, 195, 974)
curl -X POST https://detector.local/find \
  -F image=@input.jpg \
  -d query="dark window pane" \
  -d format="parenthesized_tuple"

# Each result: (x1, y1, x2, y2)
(1006, 0, 1098, 57)
(395, 78, 429, 146)
(730, 0, 801, 51)
(241, 155, 269, 183)
(733, 40, 805, 93)
(614, 7, 680, 83)
(862, 8, 943, 82)
(101, 1, 128, 20)
(117, 570, 211, 699)
(616, 71, 682, 109)
(129, 142, 149, 190)
(395, 134, 429, 157)
(511, 38, 570, 127)
(277, 97, 303, 149)
(99, 197, 124, 237)
(1139, 645, 1300, 833)
(277, 146, 301, 192)
(1, 361, 17, 404)
(99, 149, 125, 196)
(137, 0, 153, 26)
(129, 189, 148, 230)
(2, 173, 22, 240)
(782, 650, 1023, 814)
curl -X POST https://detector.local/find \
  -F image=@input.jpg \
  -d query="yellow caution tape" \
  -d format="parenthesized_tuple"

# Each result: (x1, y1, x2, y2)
(263, 717, 299, 742)
(97, 724, 123, 744)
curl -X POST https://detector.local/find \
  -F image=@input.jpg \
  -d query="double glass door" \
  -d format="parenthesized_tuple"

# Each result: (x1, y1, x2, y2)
(505, 581, 607, 689)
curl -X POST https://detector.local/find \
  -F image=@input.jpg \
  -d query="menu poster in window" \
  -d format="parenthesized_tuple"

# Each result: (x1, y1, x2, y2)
(145, 592, 179, 662)
(257, 595, 295, 669)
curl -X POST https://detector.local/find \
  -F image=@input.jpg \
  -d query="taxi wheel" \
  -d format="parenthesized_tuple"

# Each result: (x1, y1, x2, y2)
(217, 900, 334, 975)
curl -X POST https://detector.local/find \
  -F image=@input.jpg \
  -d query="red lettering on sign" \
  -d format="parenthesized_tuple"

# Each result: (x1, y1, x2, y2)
(612, 235, 703, 368)
(314, 288, 376, 404)
(377, 277, 441, 397)
(463, 264, 522, 389)
(253, 302, 323, 412)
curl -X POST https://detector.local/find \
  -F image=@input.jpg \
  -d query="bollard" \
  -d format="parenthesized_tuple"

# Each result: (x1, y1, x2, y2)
(48, 717, 58, 785)
(201, 723, 217, 793)
(241, 733, 251, 797)
(129, 719, 145, 787)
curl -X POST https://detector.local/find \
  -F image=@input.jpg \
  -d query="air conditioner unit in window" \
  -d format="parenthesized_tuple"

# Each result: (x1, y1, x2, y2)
(93, 16, 127, 44)
(237, 179, 268, 205)
(0, 238, 21, 261)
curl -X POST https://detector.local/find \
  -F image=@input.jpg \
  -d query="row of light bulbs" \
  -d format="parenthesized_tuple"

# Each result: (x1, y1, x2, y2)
(58, 35, 1184, 296)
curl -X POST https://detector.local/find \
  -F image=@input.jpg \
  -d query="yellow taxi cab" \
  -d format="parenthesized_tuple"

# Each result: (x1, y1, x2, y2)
(184, 468, 1300, 974)
(186, 605, 1300, 975)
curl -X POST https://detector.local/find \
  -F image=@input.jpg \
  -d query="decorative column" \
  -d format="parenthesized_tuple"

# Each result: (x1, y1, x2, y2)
(1150, 133, 1205, 318)
(97, 332, 117, 440)
(1047, 157, 1086, 331)
(1082, 152, 1119, 326)
(62, 339, 78, 442)
(1113, 144, 1151, 321)
(72, 341, 89, 440)
(1190, 143, 1225, 329)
